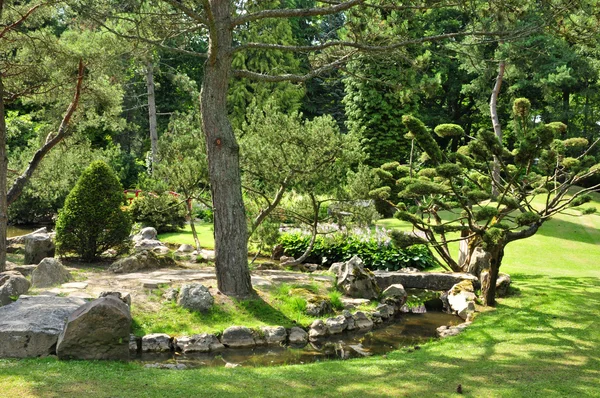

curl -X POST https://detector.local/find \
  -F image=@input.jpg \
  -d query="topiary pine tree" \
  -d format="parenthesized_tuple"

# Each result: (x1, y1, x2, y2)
(56, 160, 132, 262)
(371, 98, 600, 306)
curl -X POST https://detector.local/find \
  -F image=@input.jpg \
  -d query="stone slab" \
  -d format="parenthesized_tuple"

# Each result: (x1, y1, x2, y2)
(0, 295, 86, 358)
(374, 271, 480, 291)
(61, 282, 89, 289)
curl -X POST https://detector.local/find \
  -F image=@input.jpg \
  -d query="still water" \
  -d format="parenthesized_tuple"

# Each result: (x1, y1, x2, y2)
(7, 225, 39, 238)
(135, 312, 461, 368)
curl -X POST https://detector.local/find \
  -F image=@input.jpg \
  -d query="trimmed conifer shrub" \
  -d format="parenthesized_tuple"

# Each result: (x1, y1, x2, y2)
(56, 160, 132, 261)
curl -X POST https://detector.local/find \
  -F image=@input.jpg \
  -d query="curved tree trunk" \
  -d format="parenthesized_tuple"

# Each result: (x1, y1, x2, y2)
(146, 61, 158, 174)
(490, 60, 505, 199)
(200, 1, 253, 298)
(481, 247, 504, 306)
(0, 74, 8, 272)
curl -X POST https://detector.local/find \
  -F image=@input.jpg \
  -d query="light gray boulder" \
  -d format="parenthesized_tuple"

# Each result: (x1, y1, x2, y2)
(328, 262, 344, 276)
(447, 280, 476, 320)
(437, 321, 471, 338)
(343, 310, 356, 331)
(24, 232, 55, 265)
(288, 327, 308, 346)
(496, 273, 511, 297)
(142, 333, 172, 352)
(132, 227, 169, 253)
(98, 291, 132, 307)
(336, 256, 380, 300)
(221, 326, 256, 348)
(305, 299, 333, 317)
(375, 303, 395, 319)
(109, 251, 175, 273)
(177, 284, 214, 312)
(467, 247, 491, 277)
(0, 273, 30, 306)
(308, 319, 328, 339)
(382, 284, 408, 304)
(261, 326, 287, 345)
(374, 270, 480, 291)
(325, 315, 348, 335)
(31, 258, 71, 288)
(56, 296, 131, 360)
(0, 295, 86, 357)
(176, 333, 224, 353)
(177, 244, 195, 253)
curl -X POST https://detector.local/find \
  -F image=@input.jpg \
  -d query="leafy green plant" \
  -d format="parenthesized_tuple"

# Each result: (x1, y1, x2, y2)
(278, 232, 436, 271)
(129, 193, 187, 233)
(55, 160, 132, 261)
(328, 290, 344, 311)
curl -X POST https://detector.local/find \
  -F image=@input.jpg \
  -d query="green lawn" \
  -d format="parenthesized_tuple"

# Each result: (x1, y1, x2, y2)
(1, 195, 599, 397)
(157, 222, 215, 249)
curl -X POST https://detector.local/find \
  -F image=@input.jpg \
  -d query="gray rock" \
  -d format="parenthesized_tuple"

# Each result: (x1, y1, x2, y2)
(410, 304, 427, 314)
(374, 270, 480, 291)
(142, 333, 172, 352)
(145, 363, 187, 370)
(99, 291, 132, 307)
(447, 280, 476, 320)
(288, 327, 308, 346)
(353, 311, 374, 330)
(177, 284, 214, 312)
(31, 258, 72, 288)
(279, 256, 293, 264)
(375, 303, 395, 319)
(197, 249, 216, 263)
(109, 251, 175, 273)
(337, 256, 380, 300)
(177, 244, 195, 253)
(133, 227, 158, 241)
(437, 321, 471, 338)
(467, 247, 491, 277)
(308, 319, 328, 339)
(382, 284, 408, 306)
(325, 315, 348, 334)
(496, 273, 511, 297)
(0, 273, 30, 306)
(370, 311, 383, 324)
(0, 295, 86, 358)
(129, 334, 140, 352)
(24, 233, 55, 265)
(343, 310, 356, 331)
(305, 299, 333, 317)
(56, 297, 131, 360)
(176, 333, 224, 353)
(7, 264, 37, 277)
(221, 326, 256, 348)
(328, 262, 344, 276)
(261, 326, 287, 345)
(162, 288, 179, 301)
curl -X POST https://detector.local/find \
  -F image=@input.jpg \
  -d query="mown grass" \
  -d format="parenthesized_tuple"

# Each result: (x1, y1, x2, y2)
(157, 222, 215, 249)
(1, 192, 599, 397)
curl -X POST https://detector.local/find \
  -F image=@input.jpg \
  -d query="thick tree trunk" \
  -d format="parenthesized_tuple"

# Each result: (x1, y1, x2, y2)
(482, 247, 504, 306)
(490, 60, 505, 199)
(146, 61, 158, 174)
(200, 1, 253, 298)
(0, 74, 8, 272)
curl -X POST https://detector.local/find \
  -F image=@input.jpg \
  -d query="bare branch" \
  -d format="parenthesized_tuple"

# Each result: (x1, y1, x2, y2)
(231, 0, 364, 27)
(162, 0, 208, 26)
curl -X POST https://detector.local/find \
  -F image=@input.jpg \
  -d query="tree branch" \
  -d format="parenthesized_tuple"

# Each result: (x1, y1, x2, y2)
(162, 0, 208, 26)
(0, 3, 45, 39)
(7, 60, 84, 205)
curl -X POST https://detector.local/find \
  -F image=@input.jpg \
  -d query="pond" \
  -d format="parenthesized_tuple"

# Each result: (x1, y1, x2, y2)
(7, 225, 40, 238)
(135, 312, 461, 368)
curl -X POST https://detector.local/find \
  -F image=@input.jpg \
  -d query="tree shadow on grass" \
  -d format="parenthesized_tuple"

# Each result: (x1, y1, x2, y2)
(4, 274, 600, 398)
(534, 215, 600, 244)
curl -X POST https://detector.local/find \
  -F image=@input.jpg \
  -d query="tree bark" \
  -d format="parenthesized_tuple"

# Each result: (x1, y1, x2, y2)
(0, 73, 8, 271)
(482, 247, 503, 306)
(186, 199, 201, 251)
(146, 61, 158, 174)
(200, 1, 253, 298)
(490, 60, 505, 199)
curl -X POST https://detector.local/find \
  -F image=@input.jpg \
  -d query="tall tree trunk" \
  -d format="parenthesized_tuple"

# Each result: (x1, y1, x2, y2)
(0, 73, 8, 272)
(146, 61, 158, 174)
(482, 247, 504, 307)
(490, 60, 505, 199)
(200, 1, 253, 298)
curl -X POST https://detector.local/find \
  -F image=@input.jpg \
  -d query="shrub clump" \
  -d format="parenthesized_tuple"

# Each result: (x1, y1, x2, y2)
(129, 193, 187, 233)
(278, 232, 436, 271)
(56, 161, 132, 261)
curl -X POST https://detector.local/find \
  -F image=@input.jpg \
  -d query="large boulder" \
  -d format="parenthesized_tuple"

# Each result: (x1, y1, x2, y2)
(0, 273, 30, 306)
(23, 232, 55, 265)
(325, 315, 348, 335)
(467, 247, 491, 277)
(261, 326, 287, 346)
(221, 326, 256, 348)
(288, 327, 308, 346)
(447, 280, 476, 320)
(353, 311, 374, 330)
(109, 251, 175, 273)
(177, 284, 214, 312)
(7, 264, 37, 277)
(31, 258, 72, 288)
(336, 256, 380, 300)
(496, 273, 511, 297)
(0, 295, 86, 357)
(382, 284, 408, 306)
(176, 333, 224, 353)
(374, 270, 479, 291)
(142, 333, 172, 352)
(56, 296, 131, 360)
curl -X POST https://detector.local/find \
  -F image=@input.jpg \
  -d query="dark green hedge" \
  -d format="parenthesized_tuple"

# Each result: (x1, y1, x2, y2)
(278, 233, 437, 271)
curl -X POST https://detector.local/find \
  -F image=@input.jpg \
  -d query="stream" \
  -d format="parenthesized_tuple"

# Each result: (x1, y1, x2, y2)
(135, 312, 461, 368)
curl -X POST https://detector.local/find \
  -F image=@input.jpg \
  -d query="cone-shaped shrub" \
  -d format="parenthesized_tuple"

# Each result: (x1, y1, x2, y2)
(56, 160, 132, 261)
